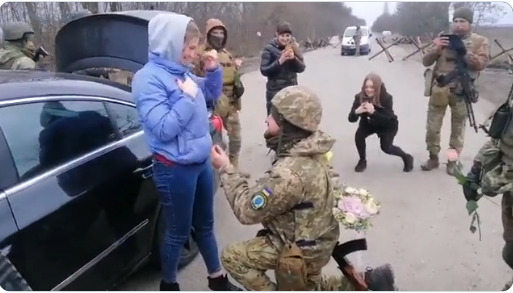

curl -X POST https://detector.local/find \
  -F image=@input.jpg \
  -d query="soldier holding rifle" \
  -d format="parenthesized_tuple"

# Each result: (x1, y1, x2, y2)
(421, 7, 490, 175)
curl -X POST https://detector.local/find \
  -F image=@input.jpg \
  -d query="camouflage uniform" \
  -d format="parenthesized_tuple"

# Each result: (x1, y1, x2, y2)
(421, 7, 490, 175)
(353, 26, 362, 56)
(469, 100, 513, 289)
(194, 19, 245, 171)
(0, 22, 37, 70)
(219, 85, 340, 290)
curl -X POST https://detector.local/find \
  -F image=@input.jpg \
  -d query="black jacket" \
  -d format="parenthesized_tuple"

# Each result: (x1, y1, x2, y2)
(260, 38, 306, 101)
(348, 93, 398, 131)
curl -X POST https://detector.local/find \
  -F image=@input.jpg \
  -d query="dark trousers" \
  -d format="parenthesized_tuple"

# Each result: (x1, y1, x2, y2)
(152, 159, 221, 283)
(355, 125, 407, 160)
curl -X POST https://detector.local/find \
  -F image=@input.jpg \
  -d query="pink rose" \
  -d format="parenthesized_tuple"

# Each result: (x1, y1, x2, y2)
(338, 196, 369, 219)
(446, 148, 459, 162)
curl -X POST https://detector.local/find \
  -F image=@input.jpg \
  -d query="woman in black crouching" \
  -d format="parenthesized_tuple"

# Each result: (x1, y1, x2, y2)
(348, 73, 414, 173)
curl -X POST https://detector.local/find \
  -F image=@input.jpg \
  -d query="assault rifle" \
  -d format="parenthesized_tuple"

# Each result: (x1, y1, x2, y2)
(332, 239, 368, 291)
(435, 34, 479, 133)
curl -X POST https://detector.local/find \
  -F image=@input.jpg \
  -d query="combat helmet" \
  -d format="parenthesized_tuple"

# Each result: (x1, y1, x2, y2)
(68, 9, 92, 23)
(2, 22, 34, 42)
(271, 85, 322, 132)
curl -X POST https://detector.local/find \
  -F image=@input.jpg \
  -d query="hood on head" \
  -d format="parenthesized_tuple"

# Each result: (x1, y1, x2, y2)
(289, 130, 335, 156)
(205, 18, 227, 47)
(148, 12, 193, 63)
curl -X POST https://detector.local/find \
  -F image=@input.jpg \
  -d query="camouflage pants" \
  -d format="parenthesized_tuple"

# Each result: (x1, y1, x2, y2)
(222, 237, 331, 291)
(425, 90, 467, 155)
(222, 237, 354, 291)
(355, 41, 361, 56)
(221, 108, 241, 167)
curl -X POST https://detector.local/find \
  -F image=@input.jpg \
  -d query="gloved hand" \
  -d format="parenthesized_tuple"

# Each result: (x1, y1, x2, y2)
(462, 162, 482, 202)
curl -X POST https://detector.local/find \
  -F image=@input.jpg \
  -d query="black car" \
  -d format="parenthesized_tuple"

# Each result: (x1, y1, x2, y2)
(0, 10, 226, 291)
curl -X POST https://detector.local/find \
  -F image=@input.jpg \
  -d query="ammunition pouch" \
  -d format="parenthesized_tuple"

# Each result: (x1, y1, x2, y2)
(430, 84, 450, 107)
(233, 79, 245, 100)
(214, 94, 231, 118)
(423, 68, 434, 97)
(275, 242, 308, 291)
(489, 103, 512, 139)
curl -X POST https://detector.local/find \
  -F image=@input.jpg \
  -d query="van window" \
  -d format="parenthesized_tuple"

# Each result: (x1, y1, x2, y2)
(344, 27, 368, 37)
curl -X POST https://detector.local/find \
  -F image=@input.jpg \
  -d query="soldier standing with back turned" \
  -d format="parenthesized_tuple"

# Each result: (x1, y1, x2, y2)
(461, 82, 513, 290)
(195, 18, 249, 177)
(0, 22, 37, 70)
(421, 7, 489, 175)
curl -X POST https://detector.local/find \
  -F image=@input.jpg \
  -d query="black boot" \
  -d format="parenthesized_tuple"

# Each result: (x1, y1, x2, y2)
(355, 159, 367, 172)
(365, 264, 396, 291)
(160, 280, 180, 291)
(402, 154, 414, 172)
(208, 274, 243, 291)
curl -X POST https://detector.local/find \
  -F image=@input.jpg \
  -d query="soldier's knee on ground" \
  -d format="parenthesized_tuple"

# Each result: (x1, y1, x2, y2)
(502, 242, 513, 269)
(221, 244, 245, 275)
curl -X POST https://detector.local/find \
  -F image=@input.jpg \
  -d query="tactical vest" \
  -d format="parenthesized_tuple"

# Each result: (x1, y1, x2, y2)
(218, 49, 237, 98)
(435, 33, 481, 80)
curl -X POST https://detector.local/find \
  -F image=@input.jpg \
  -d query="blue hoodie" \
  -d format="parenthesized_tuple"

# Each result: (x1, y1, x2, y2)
(132, 13, 223, 165)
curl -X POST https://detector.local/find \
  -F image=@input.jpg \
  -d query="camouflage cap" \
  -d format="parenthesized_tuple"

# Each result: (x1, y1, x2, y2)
(2, 22, 33, 41)
(271, 85, 322, 132)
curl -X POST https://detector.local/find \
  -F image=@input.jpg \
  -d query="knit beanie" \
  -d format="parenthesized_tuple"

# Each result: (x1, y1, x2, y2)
(277, 22, 292, 35)
(453, 7, 474, 23)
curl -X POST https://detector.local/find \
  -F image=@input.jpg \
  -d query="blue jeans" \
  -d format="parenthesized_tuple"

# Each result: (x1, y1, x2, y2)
(153, 158, 221, 283)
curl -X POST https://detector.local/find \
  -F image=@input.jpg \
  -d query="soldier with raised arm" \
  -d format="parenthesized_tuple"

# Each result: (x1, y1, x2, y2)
(421, 7, 489, 175)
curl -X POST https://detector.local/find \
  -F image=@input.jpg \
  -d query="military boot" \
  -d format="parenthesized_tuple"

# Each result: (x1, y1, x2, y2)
(365, 264, 397, 291)
(420, 154, 439, 171)
(446, 160, 457, 176)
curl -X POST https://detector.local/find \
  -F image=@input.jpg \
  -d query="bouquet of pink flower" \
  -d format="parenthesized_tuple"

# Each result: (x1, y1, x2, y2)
(332, 185, 380, 232)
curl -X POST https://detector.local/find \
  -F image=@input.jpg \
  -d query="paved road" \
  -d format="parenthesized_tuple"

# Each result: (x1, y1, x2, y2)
(118, 44, 513, 291)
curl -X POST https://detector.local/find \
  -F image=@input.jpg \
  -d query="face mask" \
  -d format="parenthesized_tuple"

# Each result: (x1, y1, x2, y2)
(22, 40, 36, 58)
(208, 35, 224, 50)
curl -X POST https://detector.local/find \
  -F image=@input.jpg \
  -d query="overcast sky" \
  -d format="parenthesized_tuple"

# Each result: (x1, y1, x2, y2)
(345, 1, 513, 27)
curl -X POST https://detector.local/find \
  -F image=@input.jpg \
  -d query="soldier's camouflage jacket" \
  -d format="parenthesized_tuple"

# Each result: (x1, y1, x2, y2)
(220, 130, 340, 272)
(422, 32, 490, 86)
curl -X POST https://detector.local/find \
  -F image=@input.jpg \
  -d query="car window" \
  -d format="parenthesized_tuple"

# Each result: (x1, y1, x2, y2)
(105, 102, 142, 137)
(0, 100, 117, 182)
(344, 28, 368, 37)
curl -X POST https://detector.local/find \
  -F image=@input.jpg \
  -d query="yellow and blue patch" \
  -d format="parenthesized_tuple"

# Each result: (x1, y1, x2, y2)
(250, 187, 272, 210)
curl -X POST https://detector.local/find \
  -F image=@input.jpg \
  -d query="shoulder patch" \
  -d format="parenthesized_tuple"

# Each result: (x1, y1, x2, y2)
(250, 187, 272, 210)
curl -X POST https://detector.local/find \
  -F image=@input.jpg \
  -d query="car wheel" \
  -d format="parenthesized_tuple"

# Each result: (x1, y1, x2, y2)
(150, 210, 200, 269)
(0, 253, 32, 291)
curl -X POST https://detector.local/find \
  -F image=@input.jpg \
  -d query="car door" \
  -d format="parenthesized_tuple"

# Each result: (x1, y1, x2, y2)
(0, 97, 150, 290)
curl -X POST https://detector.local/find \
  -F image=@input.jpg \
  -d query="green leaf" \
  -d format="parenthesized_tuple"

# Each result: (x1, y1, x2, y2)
(466, 200, 478, 215)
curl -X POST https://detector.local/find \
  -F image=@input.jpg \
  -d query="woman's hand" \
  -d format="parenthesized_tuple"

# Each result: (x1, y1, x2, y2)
(211, 145, 230, 170)
(203, 49, 219, 71)
(364, 103, 375, 114)
(354, 104, 366, 114)
(177, 76, 198, 98)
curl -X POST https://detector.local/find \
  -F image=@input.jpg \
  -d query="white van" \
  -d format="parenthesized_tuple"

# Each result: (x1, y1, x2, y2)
(341, 26, 372, 56)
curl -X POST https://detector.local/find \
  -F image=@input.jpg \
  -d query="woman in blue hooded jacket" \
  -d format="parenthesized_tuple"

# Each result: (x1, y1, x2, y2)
(131, 13, 241, 291)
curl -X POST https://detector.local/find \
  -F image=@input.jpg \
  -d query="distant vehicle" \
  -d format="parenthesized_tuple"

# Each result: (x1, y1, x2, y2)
(341, 25, 372, 56)
(382, 31, 392, 36)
